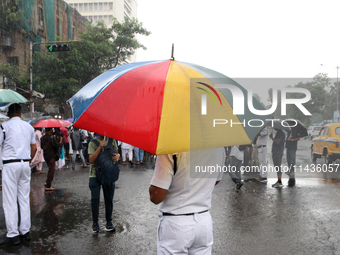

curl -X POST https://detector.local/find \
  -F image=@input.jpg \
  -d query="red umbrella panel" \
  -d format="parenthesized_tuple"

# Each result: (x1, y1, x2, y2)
(33, 119, 71, 128)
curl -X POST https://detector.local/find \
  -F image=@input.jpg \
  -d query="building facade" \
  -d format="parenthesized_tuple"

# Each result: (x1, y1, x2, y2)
(0, 0, 88, 89)
(64, 0, 138, 62)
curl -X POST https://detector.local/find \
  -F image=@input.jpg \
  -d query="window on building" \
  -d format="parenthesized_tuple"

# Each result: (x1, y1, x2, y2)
(56, 18, 60, 36)
(74, 3, 78, 10)
(94, 3, 98, 10)
(38, 7, 44, 29)
(94, 16, 98, 23)
(109, 15, 113, 22)
(84, 3, 88, 11)
(99, 15, 103, 21)
(89, 3, 93, 10)
(99, 3, 103, 10)
(7, 57, 19, 66)
(79, 3, 83, 11)
(109, 2, 113, 10)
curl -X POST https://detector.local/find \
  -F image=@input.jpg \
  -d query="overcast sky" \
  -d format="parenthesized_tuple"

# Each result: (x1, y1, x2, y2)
(136, 0, 340, 102)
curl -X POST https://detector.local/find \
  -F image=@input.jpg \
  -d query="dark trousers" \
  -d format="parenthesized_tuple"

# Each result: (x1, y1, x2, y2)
(45, 158, 56, 188)
(82, 142, 89, 163)
(272, 153, 283, 176)
(89, 177, 115, 224)
(64, 142, 70, 159)
(286, 149, 297, 173)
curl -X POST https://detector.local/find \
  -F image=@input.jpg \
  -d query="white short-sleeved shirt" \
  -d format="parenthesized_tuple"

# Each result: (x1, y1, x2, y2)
(256, 128, 269, 146)
(150, 147, 225, 214)
(0, 117, 36, 160)
(229, 146, 244, 161)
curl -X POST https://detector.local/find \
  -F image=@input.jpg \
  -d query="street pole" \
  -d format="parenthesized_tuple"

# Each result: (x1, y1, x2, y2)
(30, 41, 33, 119)
(29, 40, 79, 119)
(337, 66, 339, 122)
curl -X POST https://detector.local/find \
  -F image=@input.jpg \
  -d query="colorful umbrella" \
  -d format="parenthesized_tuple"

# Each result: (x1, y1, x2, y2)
(34, 119, 71, 128)
(0, 89, 28, 103)
(68, 60, 272, 155)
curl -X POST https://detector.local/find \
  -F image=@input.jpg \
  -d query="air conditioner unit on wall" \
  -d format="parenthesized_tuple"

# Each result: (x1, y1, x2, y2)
(2, 36, 15, 48)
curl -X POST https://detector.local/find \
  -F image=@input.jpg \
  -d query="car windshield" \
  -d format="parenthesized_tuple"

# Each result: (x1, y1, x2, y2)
(335, 127, 340, 135)
(315, 127, 321, 131)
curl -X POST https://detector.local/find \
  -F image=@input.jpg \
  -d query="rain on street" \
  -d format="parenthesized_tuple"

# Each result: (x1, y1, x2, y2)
(0, 138, 339, 255)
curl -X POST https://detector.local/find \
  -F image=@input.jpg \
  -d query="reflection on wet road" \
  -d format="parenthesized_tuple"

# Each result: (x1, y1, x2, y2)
(0, 139, 339, 254)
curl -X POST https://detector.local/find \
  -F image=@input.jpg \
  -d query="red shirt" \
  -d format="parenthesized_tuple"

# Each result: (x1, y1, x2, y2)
(60, 127, 69, 143)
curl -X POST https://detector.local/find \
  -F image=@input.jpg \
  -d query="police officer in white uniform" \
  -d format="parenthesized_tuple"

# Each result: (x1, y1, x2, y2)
(0, 104, 37, 247)
(149, 147, 225, 254)
(255, 127, 269, 183)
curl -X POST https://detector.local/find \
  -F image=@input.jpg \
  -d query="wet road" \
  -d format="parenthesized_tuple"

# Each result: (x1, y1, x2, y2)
(0, 139, 340, 255)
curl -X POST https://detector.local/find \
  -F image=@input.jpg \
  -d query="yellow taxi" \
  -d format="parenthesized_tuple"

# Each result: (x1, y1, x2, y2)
(311, 123, 340, 163)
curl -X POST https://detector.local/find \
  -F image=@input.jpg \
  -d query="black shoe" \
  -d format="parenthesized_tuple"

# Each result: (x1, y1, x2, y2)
(0, 236, 20, 247)
(288, 178, 296, 187)
(20, 232, 31, 241)
(235, 181, 244, 192)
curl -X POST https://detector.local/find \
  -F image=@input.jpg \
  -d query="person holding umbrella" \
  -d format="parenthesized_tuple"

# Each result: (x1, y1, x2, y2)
(285, 124, 301, 187)
(270, 128, 286, 188)
(149, 147, 225, 254)
(41, 128, 60, 191)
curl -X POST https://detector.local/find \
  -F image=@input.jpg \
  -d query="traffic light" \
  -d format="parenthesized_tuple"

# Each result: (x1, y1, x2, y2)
(47, 44, 71, 52)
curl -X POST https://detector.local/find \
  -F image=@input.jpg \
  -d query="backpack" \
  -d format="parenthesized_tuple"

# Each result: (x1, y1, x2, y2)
(91, 138, 120, 185)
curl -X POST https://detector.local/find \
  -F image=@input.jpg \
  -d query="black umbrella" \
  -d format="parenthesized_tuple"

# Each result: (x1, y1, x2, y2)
(266, 119, 291, 132)
(285, 119, 308, 137)
(30, 116, 53, 126)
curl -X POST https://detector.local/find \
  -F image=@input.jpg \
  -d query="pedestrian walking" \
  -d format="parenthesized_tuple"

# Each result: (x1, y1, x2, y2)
(60, 127, 70, 161)
(41, 128, 60, 191)
(134, 147, 144, 165)
(270, 128, 286, 188)
(286, 125, 301, 187)
(81, 129, 90, 164)
(70, 128, 87, 169)
(255, 127, 269, 183)
(121, 142, 133, 165)
(0, 103, 37, 247)
(88, 135, 120, 232)
(149, 147, 225, 254)
(30, 127, 45, 174)
(54, 127, 65, 171)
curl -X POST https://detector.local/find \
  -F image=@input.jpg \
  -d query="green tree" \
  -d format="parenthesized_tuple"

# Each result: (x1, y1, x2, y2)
(34, 19, 150, 111)
(285, 73, 329, 126)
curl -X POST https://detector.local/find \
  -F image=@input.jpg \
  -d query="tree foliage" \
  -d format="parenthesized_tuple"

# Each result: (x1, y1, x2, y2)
(33, 18, 150, 107)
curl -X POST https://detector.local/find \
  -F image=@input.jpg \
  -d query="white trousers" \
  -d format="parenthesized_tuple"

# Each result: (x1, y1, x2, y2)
(122, 148, 133, 161)
(2, 162, 31, 237)
(157, 211, 213, 255)
(258, 146, 268, 178)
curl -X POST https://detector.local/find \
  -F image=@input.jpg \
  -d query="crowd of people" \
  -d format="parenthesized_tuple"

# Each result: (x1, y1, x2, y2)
(226, 125, 301, 192)
(0, 103, 303, 254)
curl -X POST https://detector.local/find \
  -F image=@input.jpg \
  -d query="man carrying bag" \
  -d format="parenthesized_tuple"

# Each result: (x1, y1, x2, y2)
(88, 135, 120, 233)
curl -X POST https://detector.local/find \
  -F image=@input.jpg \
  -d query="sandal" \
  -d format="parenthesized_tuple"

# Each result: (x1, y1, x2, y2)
(82, 165, 87, 168)
(45, 187, 55, 191)
(121, 162, 126, 165)
(135, 162, 140, 165)
(72, 166, 75, 169)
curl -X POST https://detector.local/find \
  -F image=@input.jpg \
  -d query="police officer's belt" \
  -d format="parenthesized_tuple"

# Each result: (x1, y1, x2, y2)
(3, 159, 30, 164)
(162, 210, 208, 216)
(257, 145, 266, 148)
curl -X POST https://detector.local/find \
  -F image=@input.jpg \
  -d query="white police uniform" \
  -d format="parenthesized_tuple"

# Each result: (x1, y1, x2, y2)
(256, 128, 269, 179)
(151, 147, 225, 255)
(0, 117, 36, 238)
